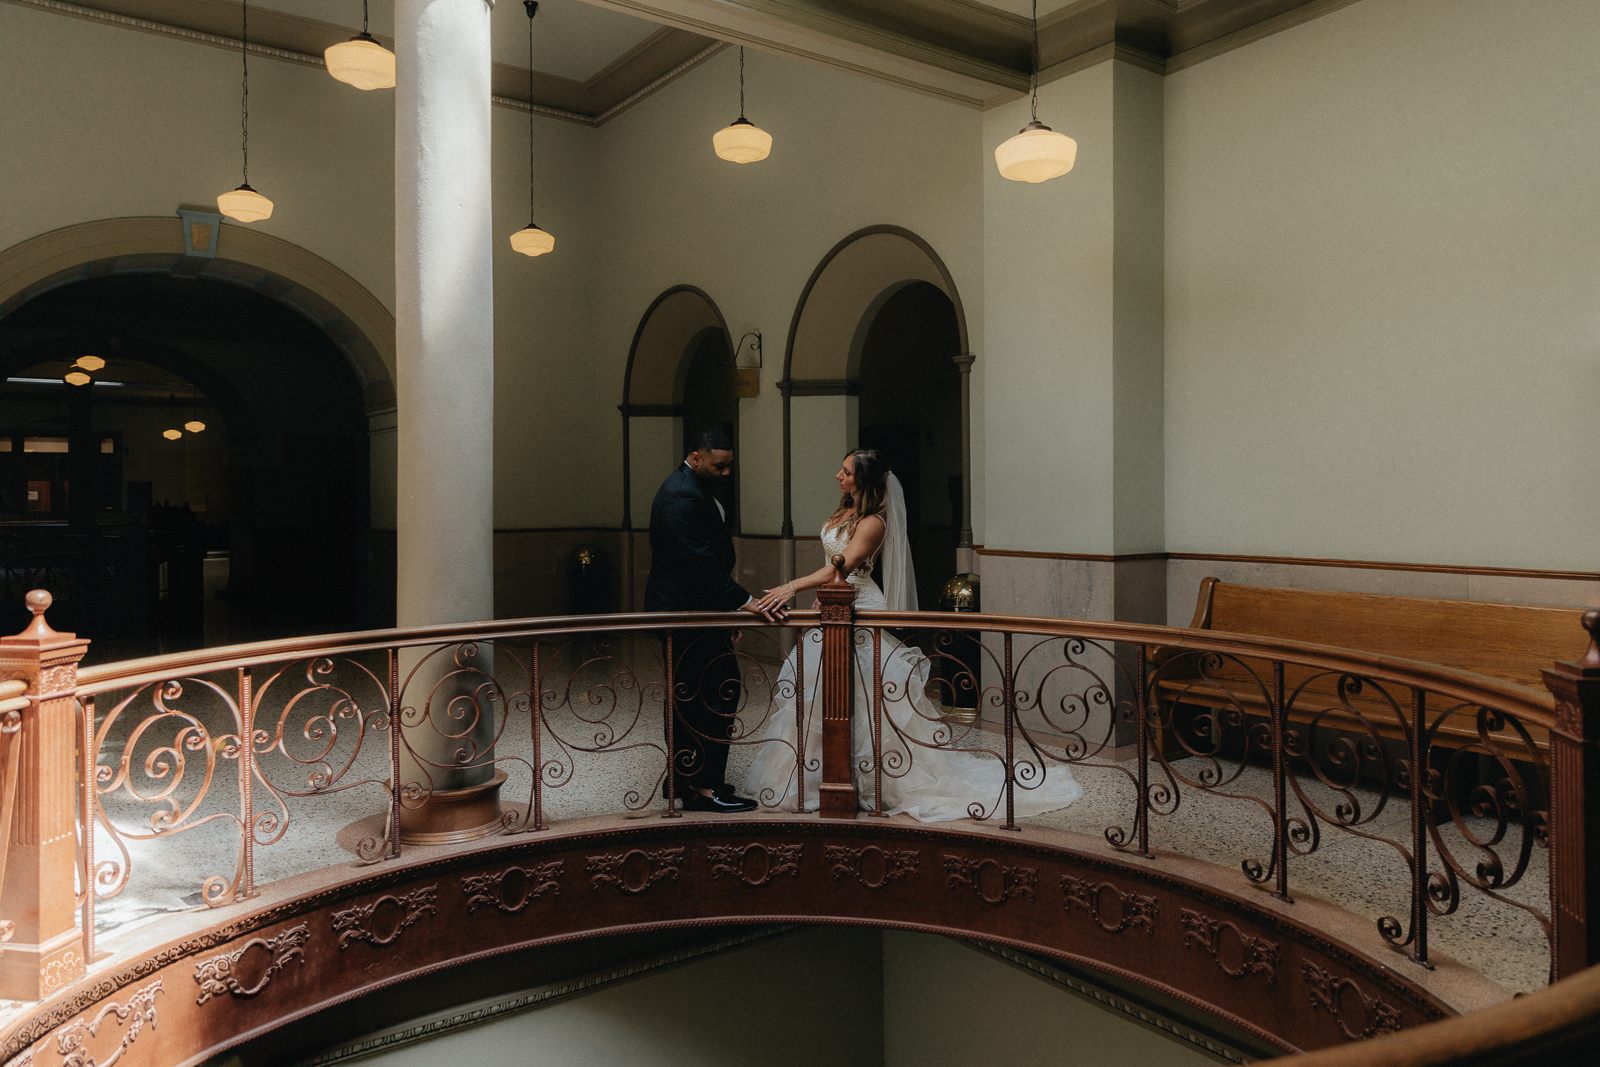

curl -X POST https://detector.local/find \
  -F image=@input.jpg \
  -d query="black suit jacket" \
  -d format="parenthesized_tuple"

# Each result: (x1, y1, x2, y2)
(643, 464, 751, 613)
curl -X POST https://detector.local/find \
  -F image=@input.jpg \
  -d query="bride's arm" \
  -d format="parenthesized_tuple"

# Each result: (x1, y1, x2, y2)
(755, 516, 885, 611)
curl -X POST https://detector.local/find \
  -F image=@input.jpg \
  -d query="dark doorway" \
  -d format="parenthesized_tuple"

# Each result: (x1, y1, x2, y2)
(857, 282, 962, 609)
(680, 327, 740, 531)
(0, 273, 375, 662)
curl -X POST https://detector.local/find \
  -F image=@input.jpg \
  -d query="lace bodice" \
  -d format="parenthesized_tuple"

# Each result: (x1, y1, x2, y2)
(821, 523, 885, 610)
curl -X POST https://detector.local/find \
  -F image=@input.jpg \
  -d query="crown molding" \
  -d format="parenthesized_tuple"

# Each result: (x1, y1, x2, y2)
(3, 0, 720, 126)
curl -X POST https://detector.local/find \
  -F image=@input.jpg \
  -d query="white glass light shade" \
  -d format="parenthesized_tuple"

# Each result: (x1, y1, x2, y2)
(184, 420, 207, 433)
(994, 121, 1078, 183)
(162, 429, 182, 441)
(218, 184, 274, 223)
(75, 355, 106, 372)
(63, 371, 91, 387)
(509, 224, 555, 257)
(713, 118, 771, 164)
(325, 34, 395, 90)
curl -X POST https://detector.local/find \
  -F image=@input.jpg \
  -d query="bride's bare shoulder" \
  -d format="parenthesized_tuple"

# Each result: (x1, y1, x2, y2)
(851, 514, 885, 544)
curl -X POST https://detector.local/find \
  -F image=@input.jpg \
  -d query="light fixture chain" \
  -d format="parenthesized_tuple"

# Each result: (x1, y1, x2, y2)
(1030, 0, 1038, 123)
(739, 46, 745, 117)
(362, 0, 369, 35)
(537, 1, 544, 219)
(241, 0, 250, 184)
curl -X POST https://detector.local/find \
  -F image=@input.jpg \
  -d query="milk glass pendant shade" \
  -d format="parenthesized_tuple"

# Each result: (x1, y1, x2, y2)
(163, 429, 182, 441)
(64, 372, 91, 387)
(185, 420, 207, 433)
(714, 48, 770, 163)
(714, 118, 771, 164)
(995, 121, 1078, 183)
(217, 1, 273, 222)
(74, 356, 105, 372)
(218, 184, 273, 222)
(997, 0, 1076, 184)
(326, 35, 395, 90)
(510, 2, 556, 258)
(510, 224, 555, 257)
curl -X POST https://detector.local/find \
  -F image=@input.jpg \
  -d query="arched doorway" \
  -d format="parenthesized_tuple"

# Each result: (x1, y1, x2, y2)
(781, 228, 972, 601)
(856, 282, 962, 609)
(620, 286, 739, 609)
(0, 218, 395, 658)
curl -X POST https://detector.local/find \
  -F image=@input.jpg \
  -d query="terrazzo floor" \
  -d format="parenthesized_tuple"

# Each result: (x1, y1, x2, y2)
(80, 634, 1550, 999)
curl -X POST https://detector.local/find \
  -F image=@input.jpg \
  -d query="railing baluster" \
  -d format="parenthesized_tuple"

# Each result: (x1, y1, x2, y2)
(663, 632, 678, 819)
(1003, 631, 1016, 832)
(1136, 643, 1150, 858)
(387, 648, 402, 859)
(794, 626, 806, 810)
(871, 627, 884, 818)
(1272, 660, 1290, 902)
(78, 695, 95, 966)
(237, 667, 257, 901)
(530, 639, 544, 832)
(1409, 686, 1430, 968)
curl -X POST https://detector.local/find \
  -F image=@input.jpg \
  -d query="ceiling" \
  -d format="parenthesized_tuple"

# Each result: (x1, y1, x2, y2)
(12, 0, 1364, 117)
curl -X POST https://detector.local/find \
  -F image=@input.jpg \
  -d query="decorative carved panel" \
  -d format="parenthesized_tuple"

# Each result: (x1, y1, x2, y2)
(462, 862, 564, 914)
(52, 979, 161, 1067)
(817, 602, 852, 624)
(1302, 961, 1403, 1039)
(943, 855, 1036, 904)
(193, 923, 309, 1005)
(826, 845, 919, 888)
(706, 843, 803, 886)
(588, 847, 683, 894)
(1180, 909, 1280, 984)
(332, 886, 438, 949)
(1060, 875, 1158, 934)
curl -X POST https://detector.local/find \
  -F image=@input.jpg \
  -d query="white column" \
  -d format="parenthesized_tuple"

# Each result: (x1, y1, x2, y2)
(395, 0, 495, 630)
(395, 0, 497, 801)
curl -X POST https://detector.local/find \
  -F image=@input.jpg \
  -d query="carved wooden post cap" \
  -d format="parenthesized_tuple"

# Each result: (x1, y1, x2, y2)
(1580, 610, 1600, 670)
(829, 554, 848, 586)
(13, 589, 62, 642)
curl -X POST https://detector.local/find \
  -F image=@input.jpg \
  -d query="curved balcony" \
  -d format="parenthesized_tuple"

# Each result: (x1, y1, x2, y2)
(0, 581, 1593, 1067)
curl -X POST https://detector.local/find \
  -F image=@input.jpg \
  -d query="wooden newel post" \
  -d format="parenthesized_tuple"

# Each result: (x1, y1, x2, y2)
(1542, 608, 1600, 982)
(816, 555, 856, 819)
(0, 590, 89, 1000)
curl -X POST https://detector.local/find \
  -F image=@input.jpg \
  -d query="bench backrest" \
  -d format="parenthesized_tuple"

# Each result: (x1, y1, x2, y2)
(1193, 578, 1589, 688)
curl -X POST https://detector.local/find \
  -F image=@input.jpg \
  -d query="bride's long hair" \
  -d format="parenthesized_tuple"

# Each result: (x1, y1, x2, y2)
(827, 449, 890, 538)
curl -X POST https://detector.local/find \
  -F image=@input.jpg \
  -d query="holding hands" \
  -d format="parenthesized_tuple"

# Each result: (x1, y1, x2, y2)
(755, 583, 797, 615)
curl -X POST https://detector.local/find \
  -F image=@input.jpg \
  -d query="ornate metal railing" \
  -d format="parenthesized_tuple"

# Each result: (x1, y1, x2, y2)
(0, 570, 1593, 1011)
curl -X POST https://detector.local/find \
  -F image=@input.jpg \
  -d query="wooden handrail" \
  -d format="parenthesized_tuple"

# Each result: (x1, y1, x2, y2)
(73, 609, 1557, 728)
(1269, 963, 1600, 1066)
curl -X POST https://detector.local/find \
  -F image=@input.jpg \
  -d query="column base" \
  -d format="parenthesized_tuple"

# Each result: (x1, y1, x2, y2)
(819, 783, 857, 820)
(0, 926, 83, 1001)
(398, 770, 507, 845)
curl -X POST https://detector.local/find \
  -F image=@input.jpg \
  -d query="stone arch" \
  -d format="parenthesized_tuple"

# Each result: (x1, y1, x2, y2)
(619, 286, 737, 608)
(0, 217, 395, 415)
(779, 227, 973, 561)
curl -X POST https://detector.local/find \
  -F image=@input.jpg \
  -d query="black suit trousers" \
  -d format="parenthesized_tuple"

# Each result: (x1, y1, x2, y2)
(661, 628, 741, 794)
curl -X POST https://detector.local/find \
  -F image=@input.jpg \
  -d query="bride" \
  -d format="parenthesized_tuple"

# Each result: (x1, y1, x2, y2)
(742, 449, 1082, 822)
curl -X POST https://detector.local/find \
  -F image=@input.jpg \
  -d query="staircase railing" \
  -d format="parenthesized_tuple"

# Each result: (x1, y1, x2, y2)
(0, 583, 1590, 1024)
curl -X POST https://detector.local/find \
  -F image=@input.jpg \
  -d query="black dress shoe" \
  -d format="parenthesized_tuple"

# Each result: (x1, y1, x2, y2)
(681, 791, 757, 813)
(715, 782, 737, 799)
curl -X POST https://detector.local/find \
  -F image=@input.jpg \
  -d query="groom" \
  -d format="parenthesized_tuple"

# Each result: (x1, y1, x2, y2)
(645, 430, 778, 813)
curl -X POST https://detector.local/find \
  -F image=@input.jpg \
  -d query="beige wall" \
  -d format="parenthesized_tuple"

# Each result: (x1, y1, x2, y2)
(1163, 0, 1600, 573)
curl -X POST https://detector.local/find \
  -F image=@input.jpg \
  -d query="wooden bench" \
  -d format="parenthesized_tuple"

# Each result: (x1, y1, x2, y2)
(1153, 578, 1590, 759)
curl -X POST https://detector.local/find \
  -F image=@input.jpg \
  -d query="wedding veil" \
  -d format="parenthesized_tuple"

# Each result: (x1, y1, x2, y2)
(882, 473, 919, 611)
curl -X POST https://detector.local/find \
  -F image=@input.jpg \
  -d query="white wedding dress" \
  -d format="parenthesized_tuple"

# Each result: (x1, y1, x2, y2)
(742, 478, 1082, 822)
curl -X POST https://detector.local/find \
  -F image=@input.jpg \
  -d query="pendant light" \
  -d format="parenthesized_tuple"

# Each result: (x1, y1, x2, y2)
(74, 356, 105, 372)
(994, 0, 1077, 184)
(713, 48, 772, 164)
(218, 0, 274, 222)
(162, 429, 182, 441)
(325, 0, 395, 90)
(509, 2, 555, 257)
